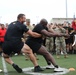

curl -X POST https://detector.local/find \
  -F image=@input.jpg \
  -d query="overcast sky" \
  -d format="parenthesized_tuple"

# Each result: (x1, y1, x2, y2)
(0, 0, 76, 24)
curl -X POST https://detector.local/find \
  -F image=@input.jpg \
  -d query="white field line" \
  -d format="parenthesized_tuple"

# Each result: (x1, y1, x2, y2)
(2, 56, 8, 75)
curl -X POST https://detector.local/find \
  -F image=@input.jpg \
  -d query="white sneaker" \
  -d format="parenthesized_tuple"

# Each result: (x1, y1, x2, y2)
(0, 69, 2, 72)
(14, 53, 18, 56)
(22, 53, 25, 55)
(46, 64, 55, 69)
(61, 51, 63, 55)
(54, 67, 63, 72)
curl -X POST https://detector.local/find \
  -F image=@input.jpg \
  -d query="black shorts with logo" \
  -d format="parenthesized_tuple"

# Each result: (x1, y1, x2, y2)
(2, 40, 24, 55)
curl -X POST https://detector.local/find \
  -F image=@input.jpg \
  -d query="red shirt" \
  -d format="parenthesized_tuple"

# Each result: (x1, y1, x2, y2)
(0, 28, 6, 42)
(72, 21, 76, 30)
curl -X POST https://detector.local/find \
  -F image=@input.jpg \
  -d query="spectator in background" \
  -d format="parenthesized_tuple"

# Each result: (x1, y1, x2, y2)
(55, 24, 68, 58)
(67, 23, 74, 54)
(63, 22, 74, 54)
(26, 19, 34, 30)
(23, 19, 34, 41)
(71, 20, 76, 54)
(46, 23, 54, 53)
(0, 24, 6, 53)
(0, 24, 6, 72)
(22, 19, 39, 60)
(63, 23, 70, 53)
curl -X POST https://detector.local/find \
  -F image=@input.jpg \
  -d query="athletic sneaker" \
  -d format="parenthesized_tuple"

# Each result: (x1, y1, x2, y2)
(54, 67, 63, 72)
(46, 64, 55, 69)
(14, 53, 18, 56)
(34, 66, 44, 72)
(0, 69, 2, 72)
(12, 64, 22, 73)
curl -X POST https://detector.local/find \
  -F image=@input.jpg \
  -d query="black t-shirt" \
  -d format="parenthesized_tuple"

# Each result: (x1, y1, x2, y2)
(63, 26, 74, 34)
(27, 23, 48, 43)
(68, 27, 73, 34)
(4, 21, 29, 41)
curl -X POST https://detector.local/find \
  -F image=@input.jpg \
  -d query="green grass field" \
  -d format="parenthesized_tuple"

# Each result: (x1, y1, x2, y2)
(0, 54, 76, 75)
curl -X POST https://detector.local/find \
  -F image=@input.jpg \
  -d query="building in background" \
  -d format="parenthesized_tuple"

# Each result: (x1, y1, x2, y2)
(51, 18, 74, 24)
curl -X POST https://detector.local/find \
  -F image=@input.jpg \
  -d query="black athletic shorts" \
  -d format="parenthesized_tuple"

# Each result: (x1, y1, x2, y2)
(26, 40, 41, 53)
(65, 38, 73, 44)
(2, 40, 24, 55)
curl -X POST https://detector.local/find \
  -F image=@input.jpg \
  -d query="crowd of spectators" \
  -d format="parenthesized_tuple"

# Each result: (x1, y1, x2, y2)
(44, 22, 76, 58)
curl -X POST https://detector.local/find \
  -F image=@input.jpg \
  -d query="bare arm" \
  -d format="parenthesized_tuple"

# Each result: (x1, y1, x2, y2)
(41, 29, 69, 37)
(48, 29, 56, 33)
(41, 29, 61, 37)
(48, 24, 56, 33)
(26, 30, 41, 38)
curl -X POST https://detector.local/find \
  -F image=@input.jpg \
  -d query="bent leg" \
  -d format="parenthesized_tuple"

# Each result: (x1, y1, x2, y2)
(37, 45, 58, 67)
(3, 53, 22, 73)
(21, 44, 38, 67)
(21, 44, 43, 72)
(37, 46, 63, 72)
(3, 53, 14, 65)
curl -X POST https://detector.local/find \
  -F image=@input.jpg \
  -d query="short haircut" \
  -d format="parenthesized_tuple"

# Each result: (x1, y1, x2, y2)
(40, 19, 48, 25)
(17, 14, 25, 20)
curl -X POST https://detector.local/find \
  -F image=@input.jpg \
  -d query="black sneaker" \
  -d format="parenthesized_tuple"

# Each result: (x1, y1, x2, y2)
(34, 66, 44, 72)
(12, 64, 22, 73)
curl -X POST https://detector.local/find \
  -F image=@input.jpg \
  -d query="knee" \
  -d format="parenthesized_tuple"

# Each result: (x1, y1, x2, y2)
(22, 47, 33, 54)
(24, 46, 31, 51)
(28, 49, 33, 54)
(3, 53, 9, 58)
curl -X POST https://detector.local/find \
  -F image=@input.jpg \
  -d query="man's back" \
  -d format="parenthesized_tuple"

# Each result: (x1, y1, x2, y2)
(5, 21, 28, 41)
